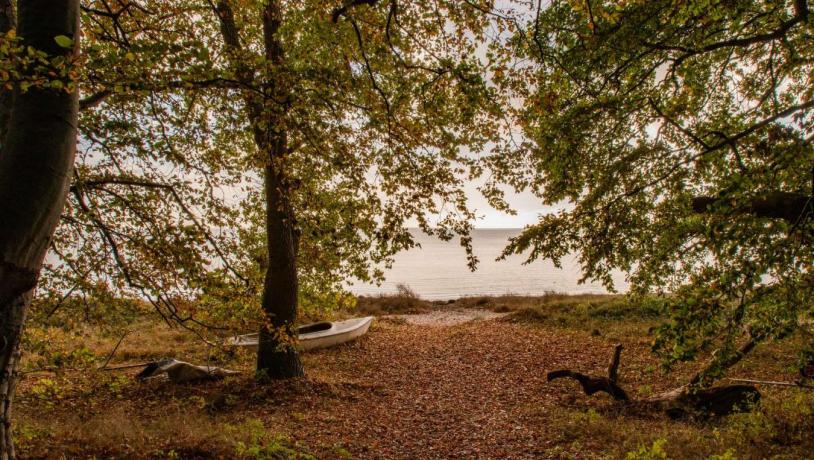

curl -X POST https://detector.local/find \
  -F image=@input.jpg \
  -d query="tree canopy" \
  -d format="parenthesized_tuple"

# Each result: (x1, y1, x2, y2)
(36, 0, 515, 357)
(499, 0, 813, 381)
(9, 0, 812, 385)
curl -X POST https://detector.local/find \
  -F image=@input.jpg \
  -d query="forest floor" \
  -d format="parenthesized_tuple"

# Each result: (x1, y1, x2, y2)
(13, 294, 814, 459)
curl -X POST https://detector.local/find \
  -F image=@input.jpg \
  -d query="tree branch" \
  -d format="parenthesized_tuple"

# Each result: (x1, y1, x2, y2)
(79, 90, 111, 111)
(692, 191, 812, 224)
(645, 0, 809, 63)
(71, 176, 249, 284)
(547, 344, 629, 400)
(331, 0, 378, 23)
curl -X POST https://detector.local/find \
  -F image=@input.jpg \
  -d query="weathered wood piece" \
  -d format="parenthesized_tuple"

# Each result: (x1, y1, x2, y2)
(547, 344, 628, 400)
(642, 384, 760, 419)
(547, 344, 761, 418)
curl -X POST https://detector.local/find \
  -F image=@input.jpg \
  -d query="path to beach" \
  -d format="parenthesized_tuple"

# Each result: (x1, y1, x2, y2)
(254, 317, 629, 459)
(385, 307, 510, 326)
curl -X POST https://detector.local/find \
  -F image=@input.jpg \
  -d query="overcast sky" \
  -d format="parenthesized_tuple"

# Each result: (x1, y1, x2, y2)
(465, 184, 551, 228)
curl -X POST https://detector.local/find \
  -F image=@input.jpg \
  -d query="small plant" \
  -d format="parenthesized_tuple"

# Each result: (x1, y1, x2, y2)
(105, 374, 131, 398)
(708, 449, 737, 460)
(29, 378, 63, 407)
(625, 438, 669, 460)
(578, 408, 602, 424)
(395, 283, 418, 298)
(637, 384, 654, 397)
(332, 444, 353, 459)
(11, 422, 48, 451)
(229, 419, 315, 459)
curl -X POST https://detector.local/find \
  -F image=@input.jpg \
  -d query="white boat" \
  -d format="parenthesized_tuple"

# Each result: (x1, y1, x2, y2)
(227, 316, 374, 351)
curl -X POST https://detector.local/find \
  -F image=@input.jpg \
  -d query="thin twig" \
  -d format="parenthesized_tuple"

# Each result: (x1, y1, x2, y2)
(97, 330, 130, 370)
(100, 361, 153, 371)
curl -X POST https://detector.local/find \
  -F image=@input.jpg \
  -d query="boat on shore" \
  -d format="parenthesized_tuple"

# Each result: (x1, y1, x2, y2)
(227, 316, 374, 351)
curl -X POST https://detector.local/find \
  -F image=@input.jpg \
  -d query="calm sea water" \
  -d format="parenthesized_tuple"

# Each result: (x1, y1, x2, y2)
(348, 229, 629, 300)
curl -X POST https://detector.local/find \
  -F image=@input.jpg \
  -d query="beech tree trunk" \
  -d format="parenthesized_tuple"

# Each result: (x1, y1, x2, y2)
(256, 158, 303, 378)
(0, 1, 80, 458)
(213, 0, 303, 379)
(254, 0, 303, 379)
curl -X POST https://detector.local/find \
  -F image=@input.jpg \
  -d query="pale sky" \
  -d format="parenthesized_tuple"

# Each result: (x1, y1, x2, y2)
(466, 185, 553, 228)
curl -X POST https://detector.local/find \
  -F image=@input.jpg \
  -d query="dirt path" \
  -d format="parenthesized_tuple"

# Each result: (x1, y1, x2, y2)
(270, 319, 619, 459)
(385, 308, 510, 326)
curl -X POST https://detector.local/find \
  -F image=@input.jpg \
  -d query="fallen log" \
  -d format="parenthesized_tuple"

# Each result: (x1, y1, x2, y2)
(641, 384, 760, 419)
(547, 344, 760, 418)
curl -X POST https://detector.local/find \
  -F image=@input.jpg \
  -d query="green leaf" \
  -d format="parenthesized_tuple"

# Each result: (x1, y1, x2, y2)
(54, 35, 73, 48)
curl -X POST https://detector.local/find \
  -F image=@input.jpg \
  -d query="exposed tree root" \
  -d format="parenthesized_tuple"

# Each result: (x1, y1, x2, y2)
(547, 344, 628, 401)
(547, 344, 760, 418)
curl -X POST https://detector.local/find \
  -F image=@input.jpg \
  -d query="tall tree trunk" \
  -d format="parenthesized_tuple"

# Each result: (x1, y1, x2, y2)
(0, 1, 79, 458)
(212, 0, 302, 379)
(256, 157, 303, 378)
(255, 0, 302, 379)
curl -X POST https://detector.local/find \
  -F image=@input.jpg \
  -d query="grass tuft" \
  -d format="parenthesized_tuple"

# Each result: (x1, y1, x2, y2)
(355, 283, 432, 315)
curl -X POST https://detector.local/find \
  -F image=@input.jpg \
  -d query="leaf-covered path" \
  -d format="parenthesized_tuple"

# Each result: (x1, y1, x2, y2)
(257, 319, 621, 459)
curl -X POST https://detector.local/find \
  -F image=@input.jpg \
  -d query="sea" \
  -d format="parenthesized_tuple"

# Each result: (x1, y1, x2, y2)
(348, 229, 629, 300)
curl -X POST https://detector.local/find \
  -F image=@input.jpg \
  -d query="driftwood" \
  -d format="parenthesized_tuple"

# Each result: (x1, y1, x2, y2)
(547, 344, 760, 418)
(547, 344, 629, 401)
(641, 384, 760, 419)
(136, 359, 239, 383)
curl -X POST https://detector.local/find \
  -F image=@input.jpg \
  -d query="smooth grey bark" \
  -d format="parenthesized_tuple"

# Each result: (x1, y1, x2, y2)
(0, 1, 80, 458)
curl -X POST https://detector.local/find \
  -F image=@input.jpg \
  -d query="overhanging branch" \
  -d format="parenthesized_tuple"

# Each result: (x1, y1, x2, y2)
(692, 192, 812, 224)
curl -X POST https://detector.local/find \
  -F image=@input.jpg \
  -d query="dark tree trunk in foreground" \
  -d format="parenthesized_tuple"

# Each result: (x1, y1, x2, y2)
(0, 1, 80, 458)
(214, 0, 303, 379)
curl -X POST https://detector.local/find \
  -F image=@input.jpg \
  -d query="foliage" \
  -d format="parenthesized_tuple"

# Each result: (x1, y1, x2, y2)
(355, 283, 433, 314)
(228, 419, 314, 460)
(499, 0, 814, 379)
(32, 0, 515, 336)
(625, 438, 669, 460)
(0, 28, 79, 93)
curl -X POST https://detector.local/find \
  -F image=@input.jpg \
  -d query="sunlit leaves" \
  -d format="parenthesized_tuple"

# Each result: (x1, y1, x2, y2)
(0, 30, 80, 93)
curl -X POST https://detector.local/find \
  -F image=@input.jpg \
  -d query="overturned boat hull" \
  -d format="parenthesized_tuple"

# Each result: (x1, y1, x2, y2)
(227, 316, 374, 351)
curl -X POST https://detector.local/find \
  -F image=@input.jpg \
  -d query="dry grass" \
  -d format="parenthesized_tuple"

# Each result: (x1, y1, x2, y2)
(452, 291, 620, 312)
(354, 283, 433, 315)
(13, 293, 814, 459)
